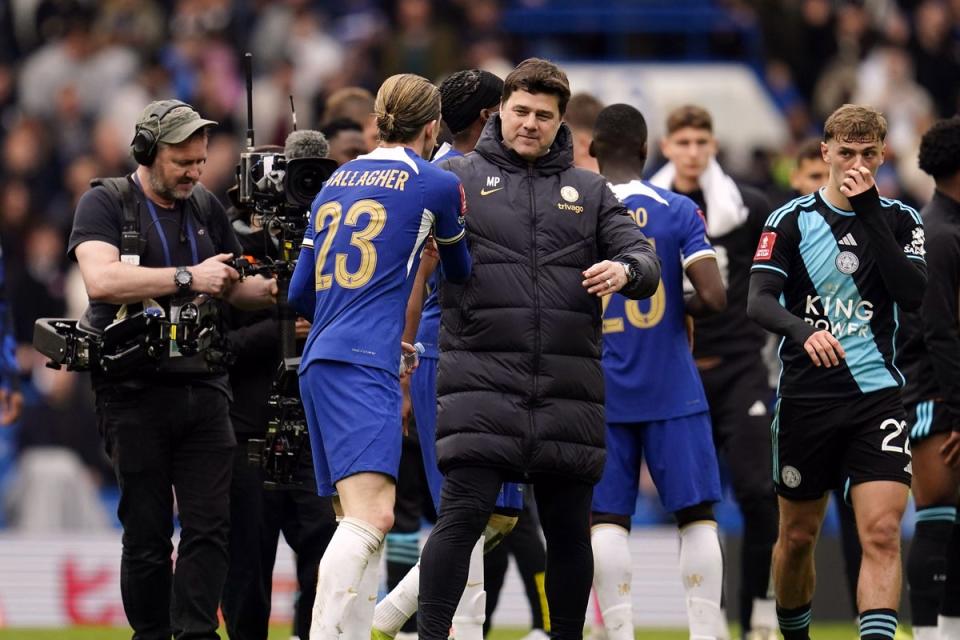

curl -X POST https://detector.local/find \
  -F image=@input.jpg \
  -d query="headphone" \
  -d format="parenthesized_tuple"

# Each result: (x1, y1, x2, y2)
(131, 100, 197, 166)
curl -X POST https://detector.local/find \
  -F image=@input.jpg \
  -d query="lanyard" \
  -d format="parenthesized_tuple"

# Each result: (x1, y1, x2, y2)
(132, 174, 199, 266)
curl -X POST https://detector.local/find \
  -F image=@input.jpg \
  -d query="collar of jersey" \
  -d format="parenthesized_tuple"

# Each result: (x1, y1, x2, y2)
(355, 146, 422, 174)
(610, 179, 669, 206)
(818, 187, 856, 217)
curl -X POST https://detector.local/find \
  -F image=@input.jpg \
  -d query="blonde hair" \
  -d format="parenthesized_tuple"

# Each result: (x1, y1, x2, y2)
(824, 104, 887, 143)
(374, 74, 441, 143)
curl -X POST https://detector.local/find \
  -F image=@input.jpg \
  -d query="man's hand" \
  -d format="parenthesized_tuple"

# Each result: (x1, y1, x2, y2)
(188, 253, 240, 297)
(583, 260, 629, 297)
(940, 431, 960, 468)
(0, 388, 23, 426)
(399, 341, 419, 380)
(295, 317, 311, 340)
(839, 166, 875, 199)
(803, 330, 846, 367)
(422, 236, 440, 270)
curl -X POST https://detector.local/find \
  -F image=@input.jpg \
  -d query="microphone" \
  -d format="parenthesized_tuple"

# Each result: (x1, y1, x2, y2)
(284, 130, 329, 160)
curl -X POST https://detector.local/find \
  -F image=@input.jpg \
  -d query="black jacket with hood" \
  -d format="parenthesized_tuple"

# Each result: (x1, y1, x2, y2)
(436, 115, 661, 484)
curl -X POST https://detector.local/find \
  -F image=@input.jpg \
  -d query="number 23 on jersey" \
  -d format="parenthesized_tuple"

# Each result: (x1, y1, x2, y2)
(313, 198, 387, 290)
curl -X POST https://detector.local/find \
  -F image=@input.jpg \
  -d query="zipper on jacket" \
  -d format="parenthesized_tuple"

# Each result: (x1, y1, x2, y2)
(526, 164, 539, 468)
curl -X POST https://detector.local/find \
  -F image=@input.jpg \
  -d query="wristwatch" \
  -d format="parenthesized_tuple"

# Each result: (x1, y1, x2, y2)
(617, 261, 633, 283)
(174, 266, 193, 291)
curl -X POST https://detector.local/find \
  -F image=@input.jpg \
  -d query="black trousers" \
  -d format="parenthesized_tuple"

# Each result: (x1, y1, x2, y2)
(221, 435, 337, 640)
(96, 383, 235, 640)
(419, 467, 592, 640)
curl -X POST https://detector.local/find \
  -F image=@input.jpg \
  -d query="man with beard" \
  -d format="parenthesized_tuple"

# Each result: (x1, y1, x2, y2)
(68, 100, 277, 639)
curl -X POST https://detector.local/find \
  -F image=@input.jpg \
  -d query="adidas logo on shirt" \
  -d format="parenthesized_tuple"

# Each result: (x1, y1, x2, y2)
(838, 233, 857, 247)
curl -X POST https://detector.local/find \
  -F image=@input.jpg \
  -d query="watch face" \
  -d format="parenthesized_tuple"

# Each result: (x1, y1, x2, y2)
(176, 270, 191, 286)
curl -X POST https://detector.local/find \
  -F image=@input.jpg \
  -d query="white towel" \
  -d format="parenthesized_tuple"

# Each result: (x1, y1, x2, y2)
(649, 158, 748, 238)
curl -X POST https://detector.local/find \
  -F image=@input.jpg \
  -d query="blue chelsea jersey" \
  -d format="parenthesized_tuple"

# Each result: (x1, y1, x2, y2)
(289, 146, 469, 374)
(414, 143, 464, 359)
(602, 180, 716, 422)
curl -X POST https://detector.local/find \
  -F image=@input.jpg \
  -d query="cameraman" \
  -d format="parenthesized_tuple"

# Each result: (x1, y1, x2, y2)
(67, 100, 277, 640)
(219, 145, 337, 640)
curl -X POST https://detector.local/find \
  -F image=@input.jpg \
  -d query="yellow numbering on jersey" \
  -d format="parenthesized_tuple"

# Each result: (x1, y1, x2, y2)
(602, 236, 666, 332)
(314, 198, 388, 290)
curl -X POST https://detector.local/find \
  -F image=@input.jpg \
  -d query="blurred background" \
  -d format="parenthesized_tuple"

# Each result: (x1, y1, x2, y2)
(0, 0, 953, 630)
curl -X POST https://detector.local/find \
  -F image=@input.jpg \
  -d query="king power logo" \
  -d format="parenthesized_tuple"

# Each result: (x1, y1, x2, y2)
(803, 295, 874, 337)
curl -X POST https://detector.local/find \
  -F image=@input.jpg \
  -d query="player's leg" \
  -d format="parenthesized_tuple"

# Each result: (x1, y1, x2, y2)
(284, 453, 338, 640)
(702, 359, 778, 637)
(590, 422, 642, 640)
(534, 473, 595, 640)
(905, 400, 960, 640)
(500, 504, 548, 637)
(374, 358, 439, 639)
(645, 413, 727, 640)
(770, 393, 844, 639)
(483, 534, 509, 636)
(940, 497, 960, 638)
(300, 361, 402, 640)
(387, 432, 425, 637)
(849, 481, 908, 639)
(418, 466, 502, 640)
(772, 495, 829, 640)
(845, 390, 914, 640)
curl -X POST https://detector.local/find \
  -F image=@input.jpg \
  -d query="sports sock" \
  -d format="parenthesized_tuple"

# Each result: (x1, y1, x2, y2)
(858, 608, 897, 639)
(776, 603, 811, 640)
(907, 508, 954, 631)
(373, 562, 420, 637)
(679, 520, 726, 640)
(451, 536, 485, 640)
(348, 537, 385, 637)
(591, 524, 632, 640)
(311, 517, 384, 640)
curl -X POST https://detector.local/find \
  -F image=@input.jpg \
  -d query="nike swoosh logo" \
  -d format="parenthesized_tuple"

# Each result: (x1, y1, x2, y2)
(480, 187, 503, 196)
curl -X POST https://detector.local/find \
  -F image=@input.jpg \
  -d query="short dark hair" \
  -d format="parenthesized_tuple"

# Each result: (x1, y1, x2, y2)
(666, 105, 712, 135)
(592, 103, 648, 162)
(919, 115, 960, 179)
(502, 58, 571, 116)
(564, 92, 604, 130)
(795, 137, 824, 167)
(321, 117, 363, 140)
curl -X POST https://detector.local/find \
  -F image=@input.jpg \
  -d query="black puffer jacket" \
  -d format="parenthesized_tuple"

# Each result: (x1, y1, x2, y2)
(436, 116, 660, 484)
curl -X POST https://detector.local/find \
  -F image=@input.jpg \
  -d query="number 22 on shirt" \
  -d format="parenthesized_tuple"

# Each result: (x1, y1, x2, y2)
(314, 198, 387, 290)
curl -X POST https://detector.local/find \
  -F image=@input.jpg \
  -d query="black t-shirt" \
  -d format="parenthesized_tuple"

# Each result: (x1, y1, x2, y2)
(680, 183, 770, 360)
(67, 177, 242, 391)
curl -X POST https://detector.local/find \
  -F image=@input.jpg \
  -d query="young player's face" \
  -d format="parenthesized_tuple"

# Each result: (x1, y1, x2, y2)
(500, 90, 562, 162)
(790, 157, 829, 195)
(660, 127, 715, 182)
(149, 136, 207, 203)
(821, 138, 885, 192)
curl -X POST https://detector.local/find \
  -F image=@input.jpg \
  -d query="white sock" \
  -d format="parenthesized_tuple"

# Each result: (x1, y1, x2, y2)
(939, 615, 960, 637)
(346, 537, 384, 640)
(591, 524, 633, 640)
(373, 562, 420, 636)
(750, 596, 778, 631)
(310, 517, 384, 640)
(451, 536, 486, 640)
(912, 626, 939, 640)
(679, 521, 726, 640)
